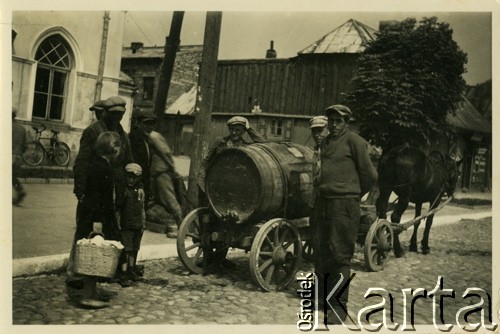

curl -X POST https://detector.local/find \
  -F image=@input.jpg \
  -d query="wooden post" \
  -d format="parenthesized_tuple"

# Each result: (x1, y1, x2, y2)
(94, 11, 110, 103)
(186, 12, 223, 209)
(153, 11, 184, 129)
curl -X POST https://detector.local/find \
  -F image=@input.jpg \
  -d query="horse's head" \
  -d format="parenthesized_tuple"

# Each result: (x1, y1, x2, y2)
(429, 149, 460, 197)
(444, 146, 464, 196)
(444, 157, 459, 196)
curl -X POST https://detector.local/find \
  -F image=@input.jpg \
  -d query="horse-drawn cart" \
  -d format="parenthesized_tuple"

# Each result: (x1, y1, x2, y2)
(176, 142, 454, 291)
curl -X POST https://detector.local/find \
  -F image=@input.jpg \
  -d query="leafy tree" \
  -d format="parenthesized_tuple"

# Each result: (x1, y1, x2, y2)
(344, 17, 467, 150)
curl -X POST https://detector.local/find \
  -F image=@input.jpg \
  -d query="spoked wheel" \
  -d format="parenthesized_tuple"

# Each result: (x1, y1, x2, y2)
(364, 219, 393, 272)
(53, 142, 71, 166)
(249, 218, 302, 291)
(176, 207, 209, 274)
(22, 142, 45, 166)
(176, 207, 228, 274)
(302, 240, 314, 262)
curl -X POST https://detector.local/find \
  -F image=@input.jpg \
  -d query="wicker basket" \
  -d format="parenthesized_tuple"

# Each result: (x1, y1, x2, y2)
(74, 242, 122, 278)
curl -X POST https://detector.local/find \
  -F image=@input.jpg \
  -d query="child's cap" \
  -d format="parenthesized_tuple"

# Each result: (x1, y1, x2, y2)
(125, 163, 142, 176)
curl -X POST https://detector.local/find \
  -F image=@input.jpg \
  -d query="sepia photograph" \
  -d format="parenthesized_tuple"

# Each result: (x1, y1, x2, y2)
(3, 0, 498, 332)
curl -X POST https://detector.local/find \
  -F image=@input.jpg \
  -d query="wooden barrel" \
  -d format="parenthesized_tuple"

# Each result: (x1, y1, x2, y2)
(205, 142, 314, 224)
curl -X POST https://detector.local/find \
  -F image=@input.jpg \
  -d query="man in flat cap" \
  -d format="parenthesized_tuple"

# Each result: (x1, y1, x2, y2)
(309, 115, 329, 149)
(308, 115, 329, 237)
(89, 100, 107, 121)
(197, 115, 264, 272)
(198, 116, 264, 192)
(130, 110, 184, 238)
(73, 96, 137, 203)
(312, 104, 377, 325)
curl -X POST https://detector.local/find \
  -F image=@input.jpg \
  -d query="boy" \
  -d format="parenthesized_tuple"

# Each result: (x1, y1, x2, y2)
(117, 163, 146, 286)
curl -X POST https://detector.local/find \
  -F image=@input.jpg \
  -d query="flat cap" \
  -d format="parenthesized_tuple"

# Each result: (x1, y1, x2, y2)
(309, 116, 328, 129)
(226, 116, 248, 127)
(89, 100, 107, 112)
(105, 96, 126, 112)
(125, 163, 143, 176)
(136, 110, 157, 122)
(325, 104, 352, 117)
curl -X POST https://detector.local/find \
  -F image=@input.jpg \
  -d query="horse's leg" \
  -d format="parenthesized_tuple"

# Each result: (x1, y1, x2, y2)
(375, 187, 391, 219)
(390, 196, 409, 258)
(421, 197, 441, 254)
(409, 203, 422, 252)
(420, 214, 434, 254)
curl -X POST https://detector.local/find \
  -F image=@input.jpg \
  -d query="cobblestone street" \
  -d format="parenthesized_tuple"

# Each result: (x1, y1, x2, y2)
(12, 217, 492, 327)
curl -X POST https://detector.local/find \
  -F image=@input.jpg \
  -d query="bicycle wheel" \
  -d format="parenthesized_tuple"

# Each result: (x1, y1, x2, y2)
(23, 142, 45, 166)
(53, 142, 71, 166)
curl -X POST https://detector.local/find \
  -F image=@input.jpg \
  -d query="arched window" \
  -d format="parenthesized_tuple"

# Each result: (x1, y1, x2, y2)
(32, 34, 73, 121)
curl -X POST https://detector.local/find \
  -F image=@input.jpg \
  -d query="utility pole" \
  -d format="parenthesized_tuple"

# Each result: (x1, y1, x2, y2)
(94, 11, 110, 103)
(153, 11, 184, 129)
(186, 12, 223, 209)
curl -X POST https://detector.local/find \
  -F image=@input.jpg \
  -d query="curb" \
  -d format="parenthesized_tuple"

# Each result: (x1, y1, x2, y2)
(13, 243, 178, 278)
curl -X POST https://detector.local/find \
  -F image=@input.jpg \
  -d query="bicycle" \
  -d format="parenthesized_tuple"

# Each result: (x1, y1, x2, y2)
(22, 124, 71, 166)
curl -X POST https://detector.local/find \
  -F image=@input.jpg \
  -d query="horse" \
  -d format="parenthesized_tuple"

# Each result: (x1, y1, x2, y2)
(375, 145, 461, 257)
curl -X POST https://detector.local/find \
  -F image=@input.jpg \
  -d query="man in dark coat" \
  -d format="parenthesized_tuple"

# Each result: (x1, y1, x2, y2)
(73, 96, 137, 202)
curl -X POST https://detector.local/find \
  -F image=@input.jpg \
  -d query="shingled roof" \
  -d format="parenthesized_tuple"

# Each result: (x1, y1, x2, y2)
(299, 19, 377, 54)
(447, 95, 491, 134)
(122, 45, 203, 59)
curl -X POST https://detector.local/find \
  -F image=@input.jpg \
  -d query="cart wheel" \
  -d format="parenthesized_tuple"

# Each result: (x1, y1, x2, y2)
(364, 219, 393, 272)
(249, 218, 302, 291)
(176, 207, 209, 274)
(302, 240, 314, 262)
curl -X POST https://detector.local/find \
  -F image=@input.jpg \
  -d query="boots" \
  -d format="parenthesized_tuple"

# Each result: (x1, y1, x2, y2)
(119, 270, 134, 287)
(165, 224, 178, 239)
(127, 267, 141, 282)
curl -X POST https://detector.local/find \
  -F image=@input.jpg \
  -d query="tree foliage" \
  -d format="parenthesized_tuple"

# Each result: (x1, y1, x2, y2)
(344, 17, 467, 150)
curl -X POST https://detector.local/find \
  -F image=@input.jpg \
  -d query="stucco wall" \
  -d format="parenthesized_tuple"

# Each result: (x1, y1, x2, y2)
(12, 11, 132, 167)
(12, 11, 126, 131)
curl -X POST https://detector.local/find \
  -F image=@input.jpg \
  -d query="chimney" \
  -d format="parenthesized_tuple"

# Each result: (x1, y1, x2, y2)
(130, 42, 144, 54)
(266, 40, 277, 59)
(379, 20, 399, 31)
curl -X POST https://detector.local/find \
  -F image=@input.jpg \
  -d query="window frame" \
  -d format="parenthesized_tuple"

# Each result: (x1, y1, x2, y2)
(142, 76, 155, 100)
(32, 34, 73, 122)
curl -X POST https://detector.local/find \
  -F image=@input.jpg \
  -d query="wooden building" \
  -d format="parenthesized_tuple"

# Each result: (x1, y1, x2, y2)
(121, 43, 202, 115)
(164, 19, 376, 153)
(447, 96, 491, 192)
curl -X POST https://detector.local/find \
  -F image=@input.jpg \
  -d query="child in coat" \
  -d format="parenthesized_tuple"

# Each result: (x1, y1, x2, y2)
(76, 131, 123, 308)
(116, 163, 146, 286)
